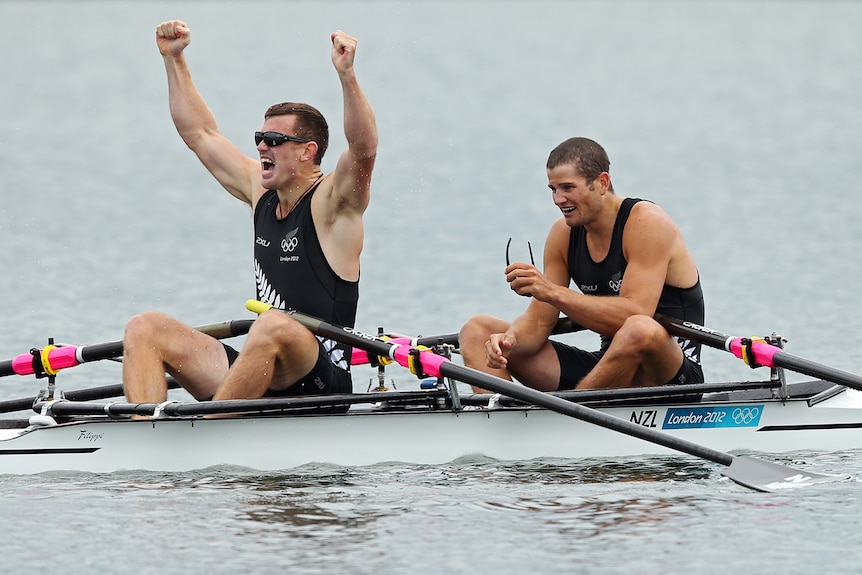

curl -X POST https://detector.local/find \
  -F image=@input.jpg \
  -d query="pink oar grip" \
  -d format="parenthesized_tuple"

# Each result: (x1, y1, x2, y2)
(350, 337, 414, 366)
(46, 347, 81, 371)
(728, 338, 779, 368)
(391, 344, 448, 377)
(11, 353, 36, 376)
(10, 346, 81, 375)
(351, 348, 370, 365)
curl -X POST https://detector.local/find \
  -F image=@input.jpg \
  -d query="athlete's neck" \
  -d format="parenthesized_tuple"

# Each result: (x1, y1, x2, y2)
(276, 172, 324, 219)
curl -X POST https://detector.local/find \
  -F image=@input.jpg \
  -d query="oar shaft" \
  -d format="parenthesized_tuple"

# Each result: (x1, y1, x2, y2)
(656, 314, 862, 392)
(34, 389, 448, 418)
(385, 318, 584, 350)
(773, 352, 862, 390)
(654, 314, 733, 350)
(0, 379, 184, 414)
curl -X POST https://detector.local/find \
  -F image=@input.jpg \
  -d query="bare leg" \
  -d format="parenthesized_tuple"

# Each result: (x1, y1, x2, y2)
(123, 311, 230, 403)
(212, 310, 320, 400)
(459, 314, 513, 392)
(577, 315, 684, 390)
(459, 314, 563, 393)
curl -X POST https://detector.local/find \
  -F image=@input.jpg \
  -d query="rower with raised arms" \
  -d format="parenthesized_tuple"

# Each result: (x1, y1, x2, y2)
(459, 137, 705, 392)
(122, 20, 378, 406)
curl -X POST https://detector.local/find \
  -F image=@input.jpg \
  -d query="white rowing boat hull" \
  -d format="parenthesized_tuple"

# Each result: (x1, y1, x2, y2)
(1, 384, 861, 475)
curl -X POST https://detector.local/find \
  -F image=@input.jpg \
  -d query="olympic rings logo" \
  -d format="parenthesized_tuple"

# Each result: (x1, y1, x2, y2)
(732, 407, 760, 425)
(282, 236, 299, 253)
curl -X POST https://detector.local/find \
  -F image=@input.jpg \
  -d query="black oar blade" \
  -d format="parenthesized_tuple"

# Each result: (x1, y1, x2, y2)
(723, 456, 849, 492)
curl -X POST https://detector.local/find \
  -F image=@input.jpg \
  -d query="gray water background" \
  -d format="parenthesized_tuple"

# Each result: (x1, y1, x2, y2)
(1, 1, 861, 573)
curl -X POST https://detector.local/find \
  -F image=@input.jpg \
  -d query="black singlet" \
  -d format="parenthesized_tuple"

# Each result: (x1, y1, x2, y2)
(567, 197, 705, 367)
(253, 184, 359, 380)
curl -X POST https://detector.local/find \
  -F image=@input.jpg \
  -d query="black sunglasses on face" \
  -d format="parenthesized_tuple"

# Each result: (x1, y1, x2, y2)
(254, 131, 312, 147)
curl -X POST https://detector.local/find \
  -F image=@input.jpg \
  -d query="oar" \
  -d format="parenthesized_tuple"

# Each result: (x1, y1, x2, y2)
(0, 319, 254, 378)
(33, 389, 448, 418)
(656, 314, 862, 392)
(0, 379, 183, 414)
(246, 300, 844, 492)
(350, 318, 585, 364)
(408, 317, 585, 348)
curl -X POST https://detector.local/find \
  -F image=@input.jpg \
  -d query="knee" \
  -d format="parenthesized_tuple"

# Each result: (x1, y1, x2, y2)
(460, 314, 494, 342)
(614, 315, 667, 354)
(459, 315, 507, 350)
(246, 310, 306, 348)
(124, 310, 172, 347)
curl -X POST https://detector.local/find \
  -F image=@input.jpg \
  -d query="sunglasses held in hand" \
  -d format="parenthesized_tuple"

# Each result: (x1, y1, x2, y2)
(506, 237, 535, 267)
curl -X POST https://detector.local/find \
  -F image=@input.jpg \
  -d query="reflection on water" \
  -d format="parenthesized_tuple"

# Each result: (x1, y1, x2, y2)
(2, 452, 859, 573)
(25, 457, 721, 529)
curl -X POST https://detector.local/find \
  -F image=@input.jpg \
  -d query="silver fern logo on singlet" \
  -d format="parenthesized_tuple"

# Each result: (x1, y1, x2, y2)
(319, 336, 349, 371)
(252, 262, 350, 373)
(675, 336, 701, 364)
(255, 260, 284, 310)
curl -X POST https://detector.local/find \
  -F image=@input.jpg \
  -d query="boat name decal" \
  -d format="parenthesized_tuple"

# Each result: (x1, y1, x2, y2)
(78, 430, 104, 443)
(660, 405, 763, 429)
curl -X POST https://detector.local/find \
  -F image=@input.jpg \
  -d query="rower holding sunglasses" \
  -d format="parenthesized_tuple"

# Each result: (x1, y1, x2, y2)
(122, 20, 378, 411)
(459, 137, 705, 394)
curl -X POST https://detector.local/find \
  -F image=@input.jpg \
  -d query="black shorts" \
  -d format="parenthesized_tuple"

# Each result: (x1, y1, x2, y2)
(550, 340, 703, 391)
(221, 341, 352, 397)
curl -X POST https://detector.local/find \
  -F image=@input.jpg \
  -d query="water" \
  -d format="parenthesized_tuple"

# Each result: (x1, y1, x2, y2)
(1, 0, 861, 572)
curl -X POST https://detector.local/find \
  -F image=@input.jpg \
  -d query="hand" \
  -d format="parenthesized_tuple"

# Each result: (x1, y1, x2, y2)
(505, 263, 556, 301)
(156, 20, 191, 57)
(485, 333, 516, 370)
(331, 30, 357, 75)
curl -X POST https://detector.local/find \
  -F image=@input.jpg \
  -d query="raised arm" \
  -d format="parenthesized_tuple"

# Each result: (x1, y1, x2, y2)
(327, 30, 378, 215)
(156, 20, 260, 205)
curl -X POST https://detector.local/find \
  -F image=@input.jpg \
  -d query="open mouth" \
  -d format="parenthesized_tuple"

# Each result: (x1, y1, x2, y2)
(261, 158, 275, 174)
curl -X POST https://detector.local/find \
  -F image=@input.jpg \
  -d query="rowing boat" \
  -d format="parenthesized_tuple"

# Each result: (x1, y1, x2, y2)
(0, 304, 857, 491)
(0, 376, 860, 477)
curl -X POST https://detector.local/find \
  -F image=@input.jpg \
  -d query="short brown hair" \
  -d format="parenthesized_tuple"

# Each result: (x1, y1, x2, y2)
(264, 102, 329, 165)
(547, 137, 612, 189)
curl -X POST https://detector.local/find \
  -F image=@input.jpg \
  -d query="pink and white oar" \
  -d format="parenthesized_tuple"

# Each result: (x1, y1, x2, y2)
(0, 319, 254, 378)
(655, 314, 862, 392)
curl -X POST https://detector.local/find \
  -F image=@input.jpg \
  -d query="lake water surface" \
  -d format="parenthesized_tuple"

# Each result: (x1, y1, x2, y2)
(1, 1, 861, 573)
